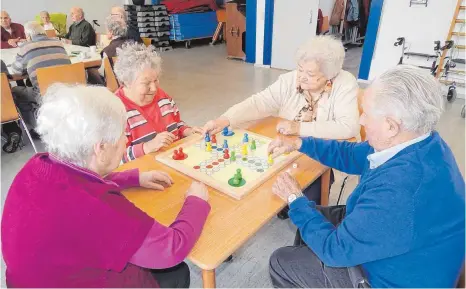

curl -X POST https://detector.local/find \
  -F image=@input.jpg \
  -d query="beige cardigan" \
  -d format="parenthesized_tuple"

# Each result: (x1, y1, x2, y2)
(222, 70, 360, 139)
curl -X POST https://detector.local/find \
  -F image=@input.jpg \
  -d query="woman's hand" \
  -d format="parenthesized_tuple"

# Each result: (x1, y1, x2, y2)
(272, 172, 303, 202)
(186, 182, 209, 201)
(267, 136, 302, 159)
(139, 170, 174, 191)
(276, 120, 300, 136)
(183, 126, 204, 137)
(203, 116, 230, 135)
(143, 131, 177, 153)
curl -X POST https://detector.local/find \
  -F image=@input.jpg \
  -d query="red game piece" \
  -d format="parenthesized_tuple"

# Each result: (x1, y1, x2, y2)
(224, 148, 229, 154)
(223, 152, 230, 159)
(211, 134, 217, 143)
(172, 149, 180, 160)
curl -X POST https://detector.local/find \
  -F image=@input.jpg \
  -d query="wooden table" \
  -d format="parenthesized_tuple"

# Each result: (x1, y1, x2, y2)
(116, 117, 331, 288)
(0, 44, 101, 78)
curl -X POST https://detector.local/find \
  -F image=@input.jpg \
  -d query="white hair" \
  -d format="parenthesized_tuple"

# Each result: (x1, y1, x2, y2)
(296, 35, 345, 79)
(114, 42, 162, 85)
(24, 21, 46, 37)
(106, 15, 127, 38)
(36, 84, 127, 167)
(370, 65, 444, 134)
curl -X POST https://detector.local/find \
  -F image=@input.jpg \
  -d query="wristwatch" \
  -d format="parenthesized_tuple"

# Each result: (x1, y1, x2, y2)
(287, 191, 304, 204)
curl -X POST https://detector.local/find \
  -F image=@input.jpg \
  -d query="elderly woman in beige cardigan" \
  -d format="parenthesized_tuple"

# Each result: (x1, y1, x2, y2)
(204, 35, 359, 218)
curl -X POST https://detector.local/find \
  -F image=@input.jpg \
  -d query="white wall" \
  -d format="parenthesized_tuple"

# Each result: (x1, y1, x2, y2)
(368, 0, 458, 80)
(255, 0, 266, 66)
(2, 0, 125, 33)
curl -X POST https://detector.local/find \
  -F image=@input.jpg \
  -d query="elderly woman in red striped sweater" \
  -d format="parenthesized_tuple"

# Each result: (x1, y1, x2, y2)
(114, 42, 202, 163)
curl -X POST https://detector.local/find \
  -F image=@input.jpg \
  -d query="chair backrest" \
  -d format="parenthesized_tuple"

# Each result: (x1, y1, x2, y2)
(104, 57, 119, 93)
(35, 13, 67, 36)
(36, 62, 86, 95)
(142, 37, 152, 47)
(357, 89, 366, 141)
(1, 73, 20, 123)
(45, 29, 57, 38)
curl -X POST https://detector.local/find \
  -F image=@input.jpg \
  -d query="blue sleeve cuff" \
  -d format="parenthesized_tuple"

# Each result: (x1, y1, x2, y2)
(289, 196, 316, 210)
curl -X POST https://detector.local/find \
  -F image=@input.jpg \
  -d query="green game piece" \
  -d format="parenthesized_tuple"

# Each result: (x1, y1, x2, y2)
(231, 151, 236, 161)
(228, 176, 246, 187)
(250, 140, 256, 150)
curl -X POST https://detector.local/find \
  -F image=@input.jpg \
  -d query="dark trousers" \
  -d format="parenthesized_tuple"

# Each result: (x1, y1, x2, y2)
(151, 262, 190, 288)
(270, 205, 369, 288)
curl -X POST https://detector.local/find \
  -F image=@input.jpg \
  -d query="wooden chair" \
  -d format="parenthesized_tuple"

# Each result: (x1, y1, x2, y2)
(45, 29, 57, 38)
(36, 62, 86, 95)
(1, 73, 37, 153)
(103, 57, 119, 93)
(142, 37, 152, 47)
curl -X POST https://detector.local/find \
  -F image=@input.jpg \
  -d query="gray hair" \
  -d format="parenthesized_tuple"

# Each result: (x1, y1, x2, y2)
(296, 35, 345, 79)
(36, 84, 127, 167)
(106, 15, 127, 38)
(370, 65, 444, 134)
(114, 42, 162, 85)
(40, 11, 50, 17)
(24, 21, 46, 37)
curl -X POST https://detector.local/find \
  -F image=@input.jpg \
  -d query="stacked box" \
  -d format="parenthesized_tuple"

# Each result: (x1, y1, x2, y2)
(169, 12, 218, 41)
(125, 4, 172, 49)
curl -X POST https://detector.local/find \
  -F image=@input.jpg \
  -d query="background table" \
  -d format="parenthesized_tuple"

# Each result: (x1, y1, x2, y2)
(0, 44, 101, 75)
(116, 117, 331, 288)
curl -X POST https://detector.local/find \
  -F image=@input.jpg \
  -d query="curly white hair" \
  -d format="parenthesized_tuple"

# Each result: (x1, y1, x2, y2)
(114, 42, 162, 85)
(296, 35, 345, 79)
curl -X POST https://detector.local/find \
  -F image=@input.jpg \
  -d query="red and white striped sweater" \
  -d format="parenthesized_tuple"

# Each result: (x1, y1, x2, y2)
(115, 87, 190, 163)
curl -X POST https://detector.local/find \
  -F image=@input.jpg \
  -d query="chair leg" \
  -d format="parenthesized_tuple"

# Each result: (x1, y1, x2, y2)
(19, 117, 38, 153)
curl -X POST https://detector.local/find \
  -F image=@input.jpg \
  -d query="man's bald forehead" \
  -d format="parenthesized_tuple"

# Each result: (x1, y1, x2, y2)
(1, 10, 10, 18)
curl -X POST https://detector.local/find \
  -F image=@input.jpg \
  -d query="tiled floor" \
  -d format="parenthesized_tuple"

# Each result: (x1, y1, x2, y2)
(1, 44, 464, 287)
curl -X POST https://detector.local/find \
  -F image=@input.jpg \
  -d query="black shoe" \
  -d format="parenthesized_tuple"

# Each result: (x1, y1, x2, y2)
(3, 132, 21, 153)
(29, 129, 41, 140)
(277, 207, 290, 220)
(223, 255, 233, 263)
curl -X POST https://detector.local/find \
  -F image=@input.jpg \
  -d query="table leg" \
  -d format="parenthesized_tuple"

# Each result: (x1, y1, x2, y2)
(202, 269, 216, 288)
(320, 169, 331, 206)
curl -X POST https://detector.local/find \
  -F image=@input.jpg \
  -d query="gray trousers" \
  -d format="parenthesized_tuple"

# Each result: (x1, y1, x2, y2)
(269, 206, 369, 288)
(11, 86, 40, 129)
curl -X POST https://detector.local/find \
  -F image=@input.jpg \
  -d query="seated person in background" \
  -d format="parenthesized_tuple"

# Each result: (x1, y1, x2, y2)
(111, 6, 143, 44)
(114, 43, 202, 163)
(63, 7, 95, 47)
(2, 84, 210, 288)
(98, 15, 133, 77)
(1, 10, 26, 48)
(203, 35, 360, 212)
(0, 60, 23, 153)
(39, 11, 59, 35)
(10, 21, 71, 138)
(268, 65, 465, 288)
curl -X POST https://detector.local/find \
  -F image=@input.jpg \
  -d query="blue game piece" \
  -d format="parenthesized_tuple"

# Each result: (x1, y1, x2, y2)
(205, 133, 210, 142)
(223, 140, 228, 149)
(222, 127, 229, 136)
(243, 133, 249, 143)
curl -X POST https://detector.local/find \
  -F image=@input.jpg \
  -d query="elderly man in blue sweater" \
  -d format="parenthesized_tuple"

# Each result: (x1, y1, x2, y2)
(268, 65, 465, 288)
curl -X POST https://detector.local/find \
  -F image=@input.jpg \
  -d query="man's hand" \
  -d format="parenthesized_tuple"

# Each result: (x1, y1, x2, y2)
(272, 172, 303, 202)
(7, 38, 20, 47)
(139, 170, 174, 191)
(276, 120, 300, 136)
(203, 116, 230, 135)
(267, 136, 303, 159)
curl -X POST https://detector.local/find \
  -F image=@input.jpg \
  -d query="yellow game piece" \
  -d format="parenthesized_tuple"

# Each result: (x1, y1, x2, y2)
(206, 142, 212, 152)
(242, 144, 248, 155)
(267, 154, 274, 165)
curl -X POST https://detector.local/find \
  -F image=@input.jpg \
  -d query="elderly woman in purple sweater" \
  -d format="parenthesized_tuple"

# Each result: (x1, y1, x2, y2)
(1, 84, 210, 288)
